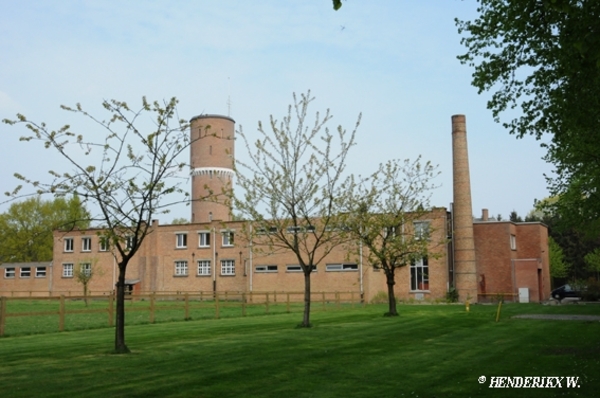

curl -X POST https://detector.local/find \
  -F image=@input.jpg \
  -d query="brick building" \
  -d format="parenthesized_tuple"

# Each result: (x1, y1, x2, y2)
(1, 114, 550, 303)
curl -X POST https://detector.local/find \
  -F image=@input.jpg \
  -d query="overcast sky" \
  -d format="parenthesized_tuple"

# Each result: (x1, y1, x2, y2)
(0, 1, 553, 223)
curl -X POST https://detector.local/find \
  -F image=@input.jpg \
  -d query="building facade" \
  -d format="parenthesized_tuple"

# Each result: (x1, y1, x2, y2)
(0, 114, 551, 303)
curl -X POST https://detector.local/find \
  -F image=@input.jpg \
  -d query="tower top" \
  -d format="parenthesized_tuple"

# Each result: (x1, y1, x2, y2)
(190, 114, 235, 124)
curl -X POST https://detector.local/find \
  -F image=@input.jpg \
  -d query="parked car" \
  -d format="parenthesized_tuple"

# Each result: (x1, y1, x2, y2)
(551, 284, 581, 301)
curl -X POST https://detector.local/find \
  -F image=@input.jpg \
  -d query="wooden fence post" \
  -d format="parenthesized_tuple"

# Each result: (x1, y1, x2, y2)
(286, 293, 290, 313)
(242, 293, 247, 317)
(59, 295, 65, 332)
(108, 292, 114, 327)
(0, 297, 6, 337)
(150, 293, 155, 324)
(265, 293, 270, 314)
(185, 293, 190, 320)
(215, 292, 220, 319)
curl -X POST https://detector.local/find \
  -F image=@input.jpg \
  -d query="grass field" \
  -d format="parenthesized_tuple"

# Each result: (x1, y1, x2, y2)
(0, 303, 598, 397)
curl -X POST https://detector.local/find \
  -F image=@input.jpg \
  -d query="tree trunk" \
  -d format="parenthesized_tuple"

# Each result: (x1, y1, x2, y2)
(301, 270, 312, 327)
(114, 263, 130, 353)
(385, 270, 398, 316)
(83, 283, 88, 307)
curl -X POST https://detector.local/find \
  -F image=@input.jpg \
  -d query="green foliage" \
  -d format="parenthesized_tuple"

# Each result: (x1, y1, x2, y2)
(581, 278, 600, 301)
(445, 286, 459, 303)
(584, 248, 600, 279)
(370, 291, 390, 304)
(457, 1, 600, 234)
(332, 0, 343, 11)
(0, 195, 89, 262)
(549, 236, 571, 279)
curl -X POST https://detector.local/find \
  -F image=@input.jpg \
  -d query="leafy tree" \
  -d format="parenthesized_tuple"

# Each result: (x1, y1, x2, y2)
(0, 195, 89, 263)
(333, 0, 343, 10)
(509, 210, 523, 223)
(584, 248, 600, 281)
(548, 236, 570, 281)
(234, 91, 360, 327)
(343, 158, 441, 316)
(456, 0, 600, 234)
(3, 97, 197, 353)
(171, 217, 189, 225)
(74, 259, 102, 306)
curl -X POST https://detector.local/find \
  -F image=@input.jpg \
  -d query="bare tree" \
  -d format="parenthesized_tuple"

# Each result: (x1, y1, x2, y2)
(344, 158, 441, 316)
(74, 258, 102, 306)
(3, 97, 195, 353)
(234, 91, 360, 327)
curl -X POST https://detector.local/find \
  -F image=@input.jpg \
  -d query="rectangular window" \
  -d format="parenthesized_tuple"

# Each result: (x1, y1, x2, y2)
(175, 261, 188, 276)
(4, 267, 15, 278)
(255, 265, 278, 273)
(82, 237, 92, 252)
(99, 237, 109, 252)
(197, 260, 211, 276)
(414, 221, 430, 240)
(326, 263, 358, 272)
(80, 263, 92, 277)
(221, 259, 235, 275)
(510, 234, 517, 251)
(64, 238, 74, 252)
(126, 236, 134, 250)
(20, 267, 31, 278)
(176, 233, 188, 248)
(286, 265, 316, 273)
(63, 263, 74, 278)
(410, 257, 429, 291)
(222, 231, 234, 247)
(256, 227, 278, 235)
(36, 267, 47, 277)
(198, 232, 211, 247)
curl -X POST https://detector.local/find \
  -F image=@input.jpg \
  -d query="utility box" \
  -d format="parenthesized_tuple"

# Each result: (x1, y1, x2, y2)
(519, 288, 530, 303)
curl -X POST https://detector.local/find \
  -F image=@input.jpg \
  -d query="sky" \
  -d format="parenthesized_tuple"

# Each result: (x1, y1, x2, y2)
(0, 0, 553, 223)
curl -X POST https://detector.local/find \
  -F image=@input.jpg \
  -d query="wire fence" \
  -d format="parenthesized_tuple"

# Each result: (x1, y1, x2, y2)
(0, 290, 363, 337)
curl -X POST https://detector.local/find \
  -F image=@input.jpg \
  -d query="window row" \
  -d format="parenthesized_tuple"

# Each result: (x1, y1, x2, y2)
(4, 266, 47, 278)
(175, 231, 234, 249)
(63, 236, 110, 253)
(173, 259, 236, 277)
(62, 263, 92, 278)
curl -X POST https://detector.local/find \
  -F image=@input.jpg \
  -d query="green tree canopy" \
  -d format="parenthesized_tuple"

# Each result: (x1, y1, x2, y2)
(456, 0, 600, 234)
(0, 195, 89, 263)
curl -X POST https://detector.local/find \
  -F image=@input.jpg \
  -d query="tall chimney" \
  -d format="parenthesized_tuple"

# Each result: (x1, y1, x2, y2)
(452, 115, 478, 303)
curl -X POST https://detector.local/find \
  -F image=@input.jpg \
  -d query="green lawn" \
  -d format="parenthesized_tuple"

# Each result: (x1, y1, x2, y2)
(0, 303, 598, 397)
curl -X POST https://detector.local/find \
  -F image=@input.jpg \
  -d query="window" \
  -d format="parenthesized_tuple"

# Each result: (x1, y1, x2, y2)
(126, 236, 134, 250)
(176, 233, 188, 249)
(410, 257, 429, 291)
(221, 259, 235, 275)
(197, 260, 211, 276)
(222, 231, 234, 247)
(63, 263, 74, 278)
(82, 237, 92, 252)
(5, 267, 15, 278)
(255, 265, 278, 273)
(175, 261, 188, 276)
(414, 222, 430, 240)
(326, 263, 358, 272)
(256, 227, 278, 235)
(36, 267, 47, 277)
(80, 263, 92, 277)
(198, 232, 211, 247)
(64, 238, 74, 252)
(383, 227, 396, 238)
(20, 267, 31, 278)
(99, 237, 109, 252)
(510, 234, 517, 251)
(286, 265, 316, 273)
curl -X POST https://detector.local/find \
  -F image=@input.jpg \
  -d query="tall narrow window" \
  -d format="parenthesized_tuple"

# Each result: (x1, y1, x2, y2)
(176, 233, 188, 249)
(222, 231, 234, 247)
(82, 237, 92, 252)
(64, 238, 74, 252)
(510, 234, 517, 251)
(99, 237, 109, 252)
(198, 232, 211, 247)
(410, 257, 429, 291)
